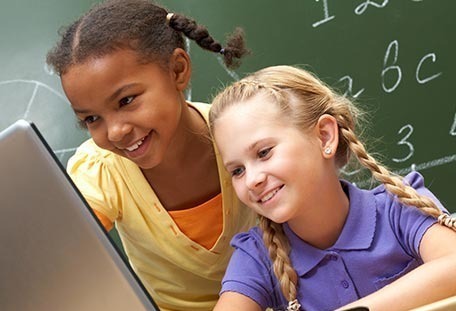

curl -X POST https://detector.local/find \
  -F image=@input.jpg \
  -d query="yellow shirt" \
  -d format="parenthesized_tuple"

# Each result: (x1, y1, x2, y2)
(67, 102, 256, 311)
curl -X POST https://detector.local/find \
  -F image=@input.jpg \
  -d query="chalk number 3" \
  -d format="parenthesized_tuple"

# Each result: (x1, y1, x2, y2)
(392, 124, 414, 163)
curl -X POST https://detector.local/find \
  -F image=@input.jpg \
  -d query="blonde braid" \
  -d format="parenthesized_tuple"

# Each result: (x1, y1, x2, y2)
(209, 65, 456, 311)
(259, 216, 300, 309)
(338, 118, 456, 231)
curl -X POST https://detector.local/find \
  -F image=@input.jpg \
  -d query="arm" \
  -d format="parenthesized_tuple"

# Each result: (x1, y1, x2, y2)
(215, 230, 278, 310)
(337, 223, 456, 311)
(214, 292, 262, 311)
(67, 140, 120, 233)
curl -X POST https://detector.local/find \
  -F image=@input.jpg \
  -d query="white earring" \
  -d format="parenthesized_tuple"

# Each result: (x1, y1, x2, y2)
(324, 147, 332, 155)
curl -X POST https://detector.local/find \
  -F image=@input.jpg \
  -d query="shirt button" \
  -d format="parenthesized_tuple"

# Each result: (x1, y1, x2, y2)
(341, 280, 349, 289)
(330, 255, 338, 261)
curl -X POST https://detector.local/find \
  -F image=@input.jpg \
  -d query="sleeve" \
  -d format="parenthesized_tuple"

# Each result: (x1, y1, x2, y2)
(220, 229, 280, 310)
(386, 171, 448, 258)
(66, 142, 121, 222)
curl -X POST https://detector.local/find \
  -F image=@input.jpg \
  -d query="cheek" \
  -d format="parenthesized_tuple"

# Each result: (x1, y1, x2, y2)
(233, 181, 249, 204)
(89, 127, 111, 150)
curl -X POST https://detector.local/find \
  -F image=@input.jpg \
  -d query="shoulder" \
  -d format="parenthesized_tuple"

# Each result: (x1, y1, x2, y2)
(372, 171, 443, 256)
(187, 101, 210, 120)
(223, 227, 282, 309)
(371, 171, 445, 212)
(372, 171, 426, 194)
(226, 227, 271, 277)
(341, 171, 443, 241)
(69, 139, 111, 161)
(66, 139, 128, 220)
(67, 138, 125, 183)
(68, 139, 119, 169)
(346, 171, 440, 208)
(230, 227, 266, 255)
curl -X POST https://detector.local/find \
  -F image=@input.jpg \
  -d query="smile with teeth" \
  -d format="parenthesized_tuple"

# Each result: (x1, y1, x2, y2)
(259, 186, 282, 203)
(126, 136, 146, 152)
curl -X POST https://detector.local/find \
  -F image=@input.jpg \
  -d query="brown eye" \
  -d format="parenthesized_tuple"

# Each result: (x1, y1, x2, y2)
(84, 115, 99, 124)
(119, 96, 134, 107)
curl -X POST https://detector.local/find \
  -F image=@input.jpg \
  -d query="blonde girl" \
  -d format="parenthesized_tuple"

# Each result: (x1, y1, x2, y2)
(209, 65, 456, 311)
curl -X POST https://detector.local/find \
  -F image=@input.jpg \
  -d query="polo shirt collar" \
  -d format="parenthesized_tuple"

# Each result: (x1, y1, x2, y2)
(285, 180, 378, 276)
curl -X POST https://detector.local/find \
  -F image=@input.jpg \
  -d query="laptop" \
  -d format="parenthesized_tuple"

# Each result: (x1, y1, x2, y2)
(0, 120, 160, 311)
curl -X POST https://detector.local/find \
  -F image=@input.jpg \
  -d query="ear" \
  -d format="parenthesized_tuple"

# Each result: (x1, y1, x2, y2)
(316, 114, 339, 159)
(169, 48, 192, 91)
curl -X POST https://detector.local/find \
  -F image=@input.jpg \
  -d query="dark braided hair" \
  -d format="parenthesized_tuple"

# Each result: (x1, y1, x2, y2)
(168, 13, 248, 69)
(46, 0, 249, 75)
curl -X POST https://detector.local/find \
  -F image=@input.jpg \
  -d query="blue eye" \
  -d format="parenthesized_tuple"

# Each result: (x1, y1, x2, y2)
(231, 167, 245, 177)
(120, 96, 134, 107)
(258, 147, 272, 159)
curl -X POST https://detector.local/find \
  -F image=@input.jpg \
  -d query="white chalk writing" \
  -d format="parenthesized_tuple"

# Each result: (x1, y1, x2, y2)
(392, 124, 415, 163)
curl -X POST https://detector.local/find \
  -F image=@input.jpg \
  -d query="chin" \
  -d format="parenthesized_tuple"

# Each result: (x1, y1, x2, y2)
(270, 217, 288, 224)
(138, 162, 159, 170)
(259, 213, 289, 224)
(130, 157, 159, 170)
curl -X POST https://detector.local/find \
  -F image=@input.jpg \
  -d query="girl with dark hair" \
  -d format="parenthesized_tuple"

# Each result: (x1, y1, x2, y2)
(46, 1, 255, 310)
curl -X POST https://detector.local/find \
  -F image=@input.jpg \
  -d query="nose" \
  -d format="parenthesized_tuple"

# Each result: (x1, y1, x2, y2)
(106, 117, 132, 142)
(245, 167, 266, 190)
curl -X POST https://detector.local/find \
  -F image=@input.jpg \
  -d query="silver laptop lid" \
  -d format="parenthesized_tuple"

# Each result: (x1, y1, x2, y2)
(0, 120, 159, 311)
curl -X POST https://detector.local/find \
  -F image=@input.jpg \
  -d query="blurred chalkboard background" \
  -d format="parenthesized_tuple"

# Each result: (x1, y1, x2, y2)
(1, 0, 454, 219)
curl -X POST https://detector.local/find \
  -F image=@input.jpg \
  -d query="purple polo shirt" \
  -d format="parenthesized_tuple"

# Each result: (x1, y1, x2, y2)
(220, 172, 445, 311)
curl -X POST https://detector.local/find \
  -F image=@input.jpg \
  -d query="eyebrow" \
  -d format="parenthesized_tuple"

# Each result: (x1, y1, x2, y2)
(72, 83, 140, 114)
(108, 83, 140, 103)
(73, 107, 90, 114)
(247, 140, 262, 152)
(223, 140, 266, 168)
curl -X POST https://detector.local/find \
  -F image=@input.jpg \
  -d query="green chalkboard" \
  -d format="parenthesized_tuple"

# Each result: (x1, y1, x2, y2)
(0, 0, 98, 164)
(1, 0, 455, 217)
(160, 0, 456, 213)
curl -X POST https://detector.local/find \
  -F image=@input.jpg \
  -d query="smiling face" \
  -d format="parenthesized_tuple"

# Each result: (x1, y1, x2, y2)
(61, 48, 187, 169)
(213, 93, 333, 224)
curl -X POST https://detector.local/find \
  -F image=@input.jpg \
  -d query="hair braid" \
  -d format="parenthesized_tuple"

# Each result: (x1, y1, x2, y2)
(168, 13, 249, 69)
(259, 216, 299, 306)
(46, 0, 249, 75)
(338, 120, 456, 229)
(169, 14, 221, 51)
(209, 65, 456, 311)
